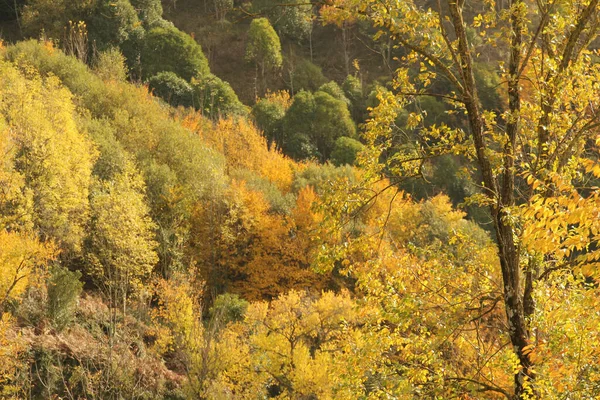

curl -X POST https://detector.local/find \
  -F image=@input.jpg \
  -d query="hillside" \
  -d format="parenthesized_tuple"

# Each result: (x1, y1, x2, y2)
(2, 0, 600, 399)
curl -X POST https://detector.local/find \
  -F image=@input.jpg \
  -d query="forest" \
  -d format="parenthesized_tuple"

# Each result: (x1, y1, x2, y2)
(1, 0, 600, 398)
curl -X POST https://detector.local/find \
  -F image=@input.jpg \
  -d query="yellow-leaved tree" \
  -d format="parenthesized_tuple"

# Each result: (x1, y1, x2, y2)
(0, 60, 96, 255)
(317, 0, 600, 397)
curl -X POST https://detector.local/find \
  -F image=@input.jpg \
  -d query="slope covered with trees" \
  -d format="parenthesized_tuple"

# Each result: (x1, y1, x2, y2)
(1, 0, 600, 398)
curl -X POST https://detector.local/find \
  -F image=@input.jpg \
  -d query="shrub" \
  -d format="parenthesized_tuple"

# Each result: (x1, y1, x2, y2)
(209, 293, 249, 324)
(47, 266, 83, 332)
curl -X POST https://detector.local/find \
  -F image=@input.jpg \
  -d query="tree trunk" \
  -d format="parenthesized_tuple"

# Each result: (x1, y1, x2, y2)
(447, 0, 533, 396)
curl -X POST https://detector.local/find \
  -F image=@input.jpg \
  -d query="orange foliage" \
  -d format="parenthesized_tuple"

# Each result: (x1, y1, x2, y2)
(181, 112, 297, 192)
(189, 181, 328, 302)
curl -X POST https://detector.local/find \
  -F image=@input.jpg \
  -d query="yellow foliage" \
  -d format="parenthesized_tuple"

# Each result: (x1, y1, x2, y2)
(0, 60, 97, 253)
(182, 112, 297, 192)
(0, 230, 55, 308)
(153, 274, 202, 354)
(0, 313, 26, 397)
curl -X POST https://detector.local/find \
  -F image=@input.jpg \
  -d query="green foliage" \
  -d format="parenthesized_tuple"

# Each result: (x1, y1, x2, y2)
(141, 26, 210, 80)
(281, 88, 357, 160)
(291, 163, 356, 193)
(251, 97, 286, 146)
(312, 91, 356, 159)
(88, 0, 144, 51)
(209, 293, 248, 324)
(148, 71, 193, 108)
(47, 266, 83, 332)
(252, 0, 312, 41)
(191, 73, 248, 118)
(318, 81, 351, 107)
(232, 169, 296, 214)
(21, 0, 93, 39)
(289, 59, 327, 93)
(282, 90, 317, 159)
(129, 0, 164, 27)
(85, 118, 131, 181)
(330, 136, 364, 166)
(473, 62, 504, 112)
(342, 75, 365, 121)
(245, 18, 283, 71)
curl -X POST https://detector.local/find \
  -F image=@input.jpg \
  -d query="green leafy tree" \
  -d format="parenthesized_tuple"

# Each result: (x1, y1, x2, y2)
(148, 71, 194, 108)
(330, 136, 363, 166)
(287, 58, 327, 93)
(312, 91, 356, 160)
(245, 18, 282, 96)
(94, 47, 128, 82)
(342, 74, 366, 122)
(282, 90, 317, 160)
(252, 97, 286, 147)
(318, 81, 351, 107)
(191, 73, 248, 118)
(129, 0, 164, 27)
(88, 0, 143, 51)
(141, 26, 210, 80)
(252, 0, 313, 41)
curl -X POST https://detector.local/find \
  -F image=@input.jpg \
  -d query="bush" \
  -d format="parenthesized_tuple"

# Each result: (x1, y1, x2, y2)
(140, 26, 210, 81)
(291, 163, 356, 194)
(148, 71, 193, 107)
(232, 169, 296, 214)
(312, 91, 356, 159)
(94, 47, 128, 82)
(331, 136, 364, 166)
(47, 266, 83, 332)
(209, 293, 249, 324)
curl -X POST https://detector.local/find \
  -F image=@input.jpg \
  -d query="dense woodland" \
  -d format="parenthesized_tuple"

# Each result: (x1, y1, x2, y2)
(1, 0, 600, 398)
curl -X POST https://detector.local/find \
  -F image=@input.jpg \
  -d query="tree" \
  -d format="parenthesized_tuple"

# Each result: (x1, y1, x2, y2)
(141, 26, 210, 80)
(148, 71, 194, 108)
(342, 74, 366, 122)
(287, 58, 327, 94)
(252, 0, 313, 41)
(282, 90, 317, 159)
(252, 94, 287, 148)
(245, 18, 282, 97)
(331, 136, 364, 166)
(191, 73, 248, 118)
(129, 0, 164, 28)
(312, 90, 356, 159)
(0, 230, 55, 310)
(318, 81, 351, 107)
(322, 0, 600, 397)
(86, 161, 158, 315)
(0, 61, 97, 254)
